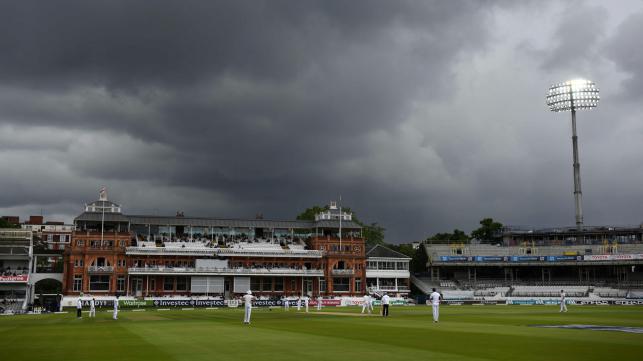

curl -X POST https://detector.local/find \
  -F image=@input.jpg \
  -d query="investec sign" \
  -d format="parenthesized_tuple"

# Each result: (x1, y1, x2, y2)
(584, 254, 643, 261)
(0, 275, 29, 283)
(133, 299, 342, 308)
(152, 299, 226, 307)
(438, 254, 643, 263)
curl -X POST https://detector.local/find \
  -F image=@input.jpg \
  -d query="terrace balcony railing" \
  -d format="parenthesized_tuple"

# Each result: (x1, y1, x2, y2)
(87, 266, 114, 273)
(125, 246, 323, 258)
(128, 266, 324, 277)
(330, 269, 355, 276)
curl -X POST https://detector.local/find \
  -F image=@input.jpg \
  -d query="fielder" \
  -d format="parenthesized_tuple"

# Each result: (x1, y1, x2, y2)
(316, 295, 323, 311)
(429, 288, 442, 323)
(303, 295, 309, 313)
(296, 297, 302, 311)
(361, 294, 371, 314)
(89, 298, 96, 318)
(243, 290, 255, 324)
(560, 289, 567, 312)
(113, 296, 119, 320)
(283, 296, 289, 310)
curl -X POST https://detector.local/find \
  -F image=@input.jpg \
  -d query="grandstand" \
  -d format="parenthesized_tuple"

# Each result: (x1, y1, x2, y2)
(0, 229, 33, 313)
(417, 227, 643, 303)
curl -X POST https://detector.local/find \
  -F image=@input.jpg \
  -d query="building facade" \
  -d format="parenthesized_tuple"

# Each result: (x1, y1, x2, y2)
(64, 192, 366, 298)
(365, 244, 411, 296)
(0, 229, 33, 312)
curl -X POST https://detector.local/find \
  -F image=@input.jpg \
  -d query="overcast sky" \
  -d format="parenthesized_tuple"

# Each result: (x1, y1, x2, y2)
(1, 0, 642, 242)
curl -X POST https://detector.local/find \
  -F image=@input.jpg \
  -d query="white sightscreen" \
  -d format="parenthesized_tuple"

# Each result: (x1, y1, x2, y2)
(233, 276, 250, 293)
(191, 276, 224, 293)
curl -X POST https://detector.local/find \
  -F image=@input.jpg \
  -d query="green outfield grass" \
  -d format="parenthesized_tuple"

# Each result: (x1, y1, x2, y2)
(1, 305, 643, 361)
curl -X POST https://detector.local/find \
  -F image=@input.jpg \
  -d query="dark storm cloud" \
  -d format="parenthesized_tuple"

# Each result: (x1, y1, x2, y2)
(1, 0, 641, 241)
(605, 10, 643, 99)
(540, 3, 607, 72)
(0, 1, 480, 89)
(0, 1, 494, 155)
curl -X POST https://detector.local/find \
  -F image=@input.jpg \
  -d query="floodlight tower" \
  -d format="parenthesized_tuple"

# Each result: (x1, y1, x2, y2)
(546, 79, 600, 231)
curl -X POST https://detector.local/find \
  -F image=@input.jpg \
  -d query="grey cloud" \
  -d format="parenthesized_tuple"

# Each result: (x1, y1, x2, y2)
(540, 4, 607, 72)
(1, 1, 641, 241)
(605, 11, 643, 99)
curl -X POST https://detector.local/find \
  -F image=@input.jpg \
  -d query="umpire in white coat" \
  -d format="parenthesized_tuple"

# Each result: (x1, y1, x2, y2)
(76, 298, 83, 318)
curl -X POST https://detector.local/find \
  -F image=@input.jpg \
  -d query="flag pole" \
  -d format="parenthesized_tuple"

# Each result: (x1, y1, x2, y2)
(100, 186, 106, 244)
(339, 195, 342, 251)
(101, 205, 105, 243)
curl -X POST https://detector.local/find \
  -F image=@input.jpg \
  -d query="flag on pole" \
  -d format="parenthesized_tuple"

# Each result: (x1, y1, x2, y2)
(99, 186, 107, 201)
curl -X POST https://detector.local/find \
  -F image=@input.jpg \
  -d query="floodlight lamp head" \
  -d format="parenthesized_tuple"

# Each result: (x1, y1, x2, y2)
(546, 78, 600, 112)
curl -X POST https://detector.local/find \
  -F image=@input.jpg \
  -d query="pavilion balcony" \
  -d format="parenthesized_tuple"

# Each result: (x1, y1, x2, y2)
(125, 246, 323, 258)
(331, 269, 355, 276)
(128, 266, 324, 277)
(87, 266, 114, 273)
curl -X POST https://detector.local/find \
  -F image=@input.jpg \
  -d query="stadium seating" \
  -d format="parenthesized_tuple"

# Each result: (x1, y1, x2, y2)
(474, 287, 510, 297)
(511, 285, 587, 297)
(627, 290, 643, 299)
(165, 241, 208, 248)
(591, 287, 627, 298)
(439, 280, 456, 288)
(427, 243, 643, 258)
(288, 244, 305, 251)
(441, 290, 474, 300)
(230, 242, 284, 251)
(0, 299, 25, 314)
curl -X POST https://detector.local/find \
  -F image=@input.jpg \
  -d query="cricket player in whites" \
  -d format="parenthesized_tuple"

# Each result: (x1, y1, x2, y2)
(89, 298, 96, 318)
(113, 296, 119, 320)
(283, 295, 289, 311)
(303, 295, 309, 313)
(316, 295, 323, 311)
(429, 288, 442, 323)
(296, 296, 302, 311)
(243, 290, 255, 324)
(559, 289, 568, 312)
(361, 294, 371, 314)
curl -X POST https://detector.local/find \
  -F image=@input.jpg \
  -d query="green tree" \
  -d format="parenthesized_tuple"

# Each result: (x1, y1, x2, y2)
(471, 218, 503, 243)
(296, 205, 329, 221)
(362, 222, 385, 247)
(387, 243, 415, 258)
(385, 243, 428, 274)
(410, 244, 428, 273)
(0, 218, 20, 228)
(427, 229, 470, 243)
